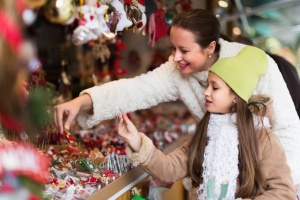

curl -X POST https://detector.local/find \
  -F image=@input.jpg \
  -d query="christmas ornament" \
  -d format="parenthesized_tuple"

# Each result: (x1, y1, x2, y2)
(105, 4, 119, 34)
(72, 1, 115, 45)
(76, 1, 101, 30)
(93, 4, 115, 39)
(92, 39, 111, 63)
(72, 25, 95, 45)
(110, 0, 132, 33)
(124, 3, 142, 26)
(132, 187, 148, 200)
(136, 0, 147, 31)
(44, 0, 75, 24)
(64, 129, 74, 143)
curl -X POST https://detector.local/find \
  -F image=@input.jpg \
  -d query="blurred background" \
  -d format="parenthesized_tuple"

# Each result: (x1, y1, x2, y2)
(19, 0, 300, 96)
(0, 0, 299, 199)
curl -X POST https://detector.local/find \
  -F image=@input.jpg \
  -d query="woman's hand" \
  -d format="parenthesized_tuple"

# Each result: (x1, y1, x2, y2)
(54, 94, 93, 134)
(118, 113, 141, 152)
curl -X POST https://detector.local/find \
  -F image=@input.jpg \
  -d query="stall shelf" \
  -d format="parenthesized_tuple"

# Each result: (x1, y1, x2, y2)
(87, 135, 189, 200)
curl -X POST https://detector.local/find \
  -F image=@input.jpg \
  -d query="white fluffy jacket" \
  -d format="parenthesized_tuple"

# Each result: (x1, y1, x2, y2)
(77, 39, 300, 184)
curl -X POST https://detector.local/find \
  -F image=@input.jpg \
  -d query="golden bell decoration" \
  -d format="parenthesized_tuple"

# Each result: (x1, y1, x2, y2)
(44, 0, 75, 24)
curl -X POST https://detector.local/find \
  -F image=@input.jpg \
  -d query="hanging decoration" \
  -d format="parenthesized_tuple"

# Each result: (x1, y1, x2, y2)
(72, 1, 115, 45)
(92, 38, 111, 62)
(110, 0, 133, 33)
(136, 0, 147, 31)
(44, 0, 76, 24)
(40, 0, 152, 46)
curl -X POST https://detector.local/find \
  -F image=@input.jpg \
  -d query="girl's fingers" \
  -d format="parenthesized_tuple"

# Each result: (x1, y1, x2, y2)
(122, 113, 129, 121)
(123, 113, 133, 126)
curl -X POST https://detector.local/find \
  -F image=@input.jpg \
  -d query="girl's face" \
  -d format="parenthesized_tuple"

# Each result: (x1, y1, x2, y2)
(204, 72, 236, 114)
(170, 26, 213, 75)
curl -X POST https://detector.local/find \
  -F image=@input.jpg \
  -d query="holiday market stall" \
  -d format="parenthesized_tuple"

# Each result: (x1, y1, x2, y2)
(0, 0, 196, 199)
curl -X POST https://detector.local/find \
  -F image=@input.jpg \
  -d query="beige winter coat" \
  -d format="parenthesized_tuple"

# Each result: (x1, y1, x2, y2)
(126, 96, 296, 200)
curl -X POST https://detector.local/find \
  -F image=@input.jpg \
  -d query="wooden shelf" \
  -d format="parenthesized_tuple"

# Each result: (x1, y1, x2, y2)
(87, 135, 190, 200)
(87, 166, 148, 200)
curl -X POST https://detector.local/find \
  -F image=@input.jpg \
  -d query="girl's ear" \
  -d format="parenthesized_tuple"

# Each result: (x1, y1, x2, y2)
(233, 96, 237, 104)
(206, 41, 216, 54)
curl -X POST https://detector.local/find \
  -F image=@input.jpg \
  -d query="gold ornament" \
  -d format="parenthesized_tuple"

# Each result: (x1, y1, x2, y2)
(44, 0, 75, 24)
(124, 4, 142, 26)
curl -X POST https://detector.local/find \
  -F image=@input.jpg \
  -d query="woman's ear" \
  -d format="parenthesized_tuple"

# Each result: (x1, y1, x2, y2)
(206, 41, 216, 54)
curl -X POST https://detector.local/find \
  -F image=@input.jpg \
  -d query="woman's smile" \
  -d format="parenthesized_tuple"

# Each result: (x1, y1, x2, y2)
(178, 63, 189, 69)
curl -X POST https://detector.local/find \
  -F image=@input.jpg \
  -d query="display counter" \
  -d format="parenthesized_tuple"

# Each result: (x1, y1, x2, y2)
(87, 135, 190, 200)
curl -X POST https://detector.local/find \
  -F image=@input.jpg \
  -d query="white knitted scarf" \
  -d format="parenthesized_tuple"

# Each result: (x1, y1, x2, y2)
(198, 113, 239, 200)
(197, 113, 270, 200)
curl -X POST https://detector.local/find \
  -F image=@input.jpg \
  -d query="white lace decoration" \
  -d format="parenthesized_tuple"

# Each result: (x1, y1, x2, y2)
(198, 113, 239, 200)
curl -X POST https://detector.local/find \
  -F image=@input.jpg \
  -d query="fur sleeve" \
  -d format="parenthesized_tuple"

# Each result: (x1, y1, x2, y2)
(76, 59, 179, 129)
(126, 133, 155, 167)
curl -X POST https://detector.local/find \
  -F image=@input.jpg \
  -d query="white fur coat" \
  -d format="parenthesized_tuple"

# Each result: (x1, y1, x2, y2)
(77, 39, 300, 184)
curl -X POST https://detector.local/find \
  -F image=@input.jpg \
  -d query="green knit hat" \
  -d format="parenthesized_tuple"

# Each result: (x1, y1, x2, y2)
(209, 46, 268, 102)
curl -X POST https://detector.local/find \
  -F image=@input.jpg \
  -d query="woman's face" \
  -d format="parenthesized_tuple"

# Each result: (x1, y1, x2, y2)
(204, 72, 236, 114)
(170, 26, 212, 75)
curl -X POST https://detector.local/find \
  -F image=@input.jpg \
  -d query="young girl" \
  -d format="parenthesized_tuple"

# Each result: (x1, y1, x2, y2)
(118, 46, 296, 199)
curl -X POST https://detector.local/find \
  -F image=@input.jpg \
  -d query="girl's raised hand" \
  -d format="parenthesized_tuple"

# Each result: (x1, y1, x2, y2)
(118, 113, 141, 152)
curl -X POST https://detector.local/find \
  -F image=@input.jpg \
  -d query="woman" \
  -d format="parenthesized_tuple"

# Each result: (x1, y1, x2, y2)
(54, 9, 300, 185)
(117, 46, 296, 199)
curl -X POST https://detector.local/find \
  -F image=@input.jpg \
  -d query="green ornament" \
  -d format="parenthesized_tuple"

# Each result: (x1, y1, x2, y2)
(132, 194, 148, 200)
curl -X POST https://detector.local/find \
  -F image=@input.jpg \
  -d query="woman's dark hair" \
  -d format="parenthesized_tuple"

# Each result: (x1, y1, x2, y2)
(171, 9, 221, 52)
(187, 93, 267, 198)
